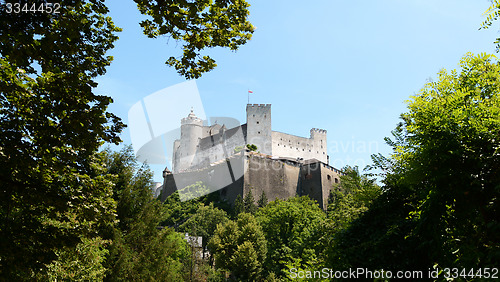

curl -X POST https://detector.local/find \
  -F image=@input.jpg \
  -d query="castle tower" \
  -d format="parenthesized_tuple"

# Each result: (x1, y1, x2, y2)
(310, 128, 328, 164)
(175, 109, 203, 172)
(246, 104, 272, 155)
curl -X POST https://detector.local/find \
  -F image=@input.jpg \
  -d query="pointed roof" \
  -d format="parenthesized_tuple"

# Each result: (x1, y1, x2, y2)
(187, 108, 196, 118)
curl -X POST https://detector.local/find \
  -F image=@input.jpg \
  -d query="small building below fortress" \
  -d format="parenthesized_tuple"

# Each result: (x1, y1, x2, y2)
(162, 104, 341, 209)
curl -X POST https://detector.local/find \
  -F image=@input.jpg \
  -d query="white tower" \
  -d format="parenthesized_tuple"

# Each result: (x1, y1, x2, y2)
(246, 104, 272, 155)
(174, 109, 203, 172)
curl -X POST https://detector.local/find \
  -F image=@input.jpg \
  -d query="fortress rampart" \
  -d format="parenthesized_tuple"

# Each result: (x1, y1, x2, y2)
(164, 104, 339, 209)
(162, 151, 341, 209)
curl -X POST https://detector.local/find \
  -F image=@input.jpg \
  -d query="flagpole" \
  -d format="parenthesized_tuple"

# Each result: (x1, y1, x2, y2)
(247, 88, 249, 104)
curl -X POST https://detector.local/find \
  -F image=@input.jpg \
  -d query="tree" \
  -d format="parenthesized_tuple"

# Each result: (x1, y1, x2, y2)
(103, 146, 189, 281)
(246, 144, 258, 151)
(256, 196, 326, 278)
(326, 165, 381, 232)
(398, 53, 500, 269)
(0, 0, 253, 278)
(233, 194, 245, 216)
(178, 202, 229, 258)
(43, 236, 110, 281)
(481, 0, 500, 51)
(133, 0, 254, 78)
(162, 181, 231, 228)
(243, 189, 258, 214)
(0, 1, 123, 278)
(208, 212, 267, 281)
(258, 190, 268, 208)
(336, 53, 500, 273)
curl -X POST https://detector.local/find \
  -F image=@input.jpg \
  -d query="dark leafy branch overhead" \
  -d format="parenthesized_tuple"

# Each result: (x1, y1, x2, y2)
(134, 0, 255, 79)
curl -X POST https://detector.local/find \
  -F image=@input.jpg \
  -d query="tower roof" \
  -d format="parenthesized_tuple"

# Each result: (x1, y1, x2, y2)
(181, 108, 203, 125)
(187, 108, 196, 118)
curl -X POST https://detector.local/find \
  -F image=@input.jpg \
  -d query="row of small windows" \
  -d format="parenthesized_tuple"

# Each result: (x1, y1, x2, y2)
(276, 144, 326, 154)
(276, 140, 322, 149)
(327, 175, 339, 183)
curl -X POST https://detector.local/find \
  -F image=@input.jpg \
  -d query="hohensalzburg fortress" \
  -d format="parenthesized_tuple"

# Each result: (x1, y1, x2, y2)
(172, 104, 328, 173)
(163, 104, 340, 209)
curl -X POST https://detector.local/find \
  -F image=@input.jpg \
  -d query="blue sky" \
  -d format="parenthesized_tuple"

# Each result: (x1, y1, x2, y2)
(96, 0, 498, 183)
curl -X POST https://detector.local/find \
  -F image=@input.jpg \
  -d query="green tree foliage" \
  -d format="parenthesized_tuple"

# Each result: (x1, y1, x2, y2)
(44, 236, 110, 282)
(232, 190, 258, 217)
(258, 190, 268, 208)
(246, 143, 258, 151)
(134, 0, 255, 79)
(178, 202, 229, 256)
(256, 196, 326, 278)
(208, 212, 267, 281)
(323, 166, 381, 270)
(481, 0, 500, 51)
(162, 181, 231, 228)
(233, 194, 245, 216)
(337, 53, 500, 273)
(0, 1, 123, 278)
(327, 165, 381, 232)
(102, 146, 189, 281)
(243, 189, 258, 214)
(0, 0, 253, 279)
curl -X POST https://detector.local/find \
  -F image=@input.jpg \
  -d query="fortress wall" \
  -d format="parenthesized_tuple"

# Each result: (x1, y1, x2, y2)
(244, 153, 300, 203)
(319, 164, 341, 209)
(247, 104, 272, 155)
(161, 153, 245, 203)
(162, 151, 337, 210)
(299, 162, 324, 208)
(298, 162, 341, 209)
(272, 131, 327, 163)
(190, 127, 246, 170)
(189, 143, 224, 171)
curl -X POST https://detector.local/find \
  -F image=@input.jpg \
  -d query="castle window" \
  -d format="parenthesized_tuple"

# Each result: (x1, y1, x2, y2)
(258, 131, 261, 134)
(303, 149, 304, 151)
(335, 178, 339, 183)
(253, 114, 255, 117)
(257, 121, 259, 124)
(264, 115, 266, 118)
(317, 151, 319, 153)
(309, 150, 311, 152)
(327, 175, 331, 181)
(323, 152, 325, 154)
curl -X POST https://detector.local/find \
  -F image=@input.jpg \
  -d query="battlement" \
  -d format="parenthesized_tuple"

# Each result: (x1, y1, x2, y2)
(247, 104, 271, 108)
(310, 128, 327, 134)
(181, 109, 203, 125)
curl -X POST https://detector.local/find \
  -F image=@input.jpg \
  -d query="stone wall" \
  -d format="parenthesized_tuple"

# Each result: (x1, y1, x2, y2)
(246, 104, 272, 155)
(189, 125, 247, 171)
(272, 131, 327, 163)
(243, 153, 300, 203)
(162, 153, 245, 203)
(162, 151, 341, 210)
